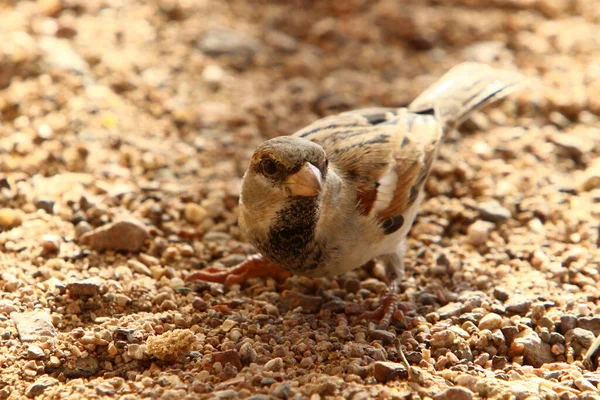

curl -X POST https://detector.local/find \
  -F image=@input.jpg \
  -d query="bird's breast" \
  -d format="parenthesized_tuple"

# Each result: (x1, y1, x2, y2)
(251, 196, 324, 273)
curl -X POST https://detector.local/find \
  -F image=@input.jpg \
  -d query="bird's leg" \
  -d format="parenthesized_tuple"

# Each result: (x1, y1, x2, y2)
(362, 243, 411, 327)
(381, 249, 405, 293)
(359, 245, 413, 377)
(361, 240, 408, 324)
(185, 254, 290, 287)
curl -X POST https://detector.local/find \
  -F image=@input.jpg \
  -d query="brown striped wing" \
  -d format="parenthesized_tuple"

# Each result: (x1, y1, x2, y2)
(375, 113, 442, 222)
(294, 108, 443, 228)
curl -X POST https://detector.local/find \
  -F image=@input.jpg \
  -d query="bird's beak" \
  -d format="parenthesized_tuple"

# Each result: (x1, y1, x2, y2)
(284, 162, 322, 197)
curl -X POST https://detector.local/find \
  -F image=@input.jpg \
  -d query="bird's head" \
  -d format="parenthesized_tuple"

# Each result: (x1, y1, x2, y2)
(239, 136, 329, 237)
(242, 136, 328, 201)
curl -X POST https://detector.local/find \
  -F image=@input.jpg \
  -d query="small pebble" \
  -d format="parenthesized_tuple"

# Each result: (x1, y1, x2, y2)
(75, 221, 93, 238)
(96, 382, 115, 395)
(512, 329, 554, 367)
(506, 296, 533, 314)
(24, 376, 59, 398)
(493, 287, 510, 302)
(139, 253, 160, 266)
(35, 200, 55, 214)
(159, 300, 177, 311)
(66, 278, 102, 297)
(372, 361, 408, 383)
(479, 313, 503, 331)
(40, 234, 61, 255)
(575, 378, 598, 392)
(344, 279, 361, 294)
(27, 344, 45, 360)
(11, 311, 57, 342)
(213, 349, 242, 370)
(184, 203, 208, 224)
(477, 200, 511, 223)
(220, 319, 237, 332)
(114, 294, 131, 307)
(239, 342, 258, 365)
(264, 357, 284, 372)
(80, 219, 149, 252)
(437, 302, 463, 319)
(560, 315, 577, 334)
(273, 381, 292, 399)
(281, 291, 322, 313)
(466, 220, 495, 246)
(369, 329, 396, 345)
(433, 387, 474, 400)
(0, 300, 17, 314)
(0, 208, 23, 228)
(127, 260, 152, 276)
(192, 298, 208, 311)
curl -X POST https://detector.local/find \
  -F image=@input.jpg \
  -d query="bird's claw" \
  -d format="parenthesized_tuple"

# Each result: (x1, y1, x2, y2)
(359, 292, 408, 329)
(359, 292, 414, 379)
(185, 254, 290, 287)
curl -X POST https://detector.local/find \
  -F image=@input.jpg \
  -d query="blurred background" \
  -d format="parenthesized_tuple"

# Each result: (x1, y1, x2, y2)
(2, 0, 599, 184)
(1, 1, 600, 398)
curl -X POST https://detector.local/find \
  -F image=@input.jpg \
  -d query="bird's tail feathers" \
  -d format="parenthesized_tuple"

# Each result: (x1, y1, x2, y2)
(408, 62, 524, 131)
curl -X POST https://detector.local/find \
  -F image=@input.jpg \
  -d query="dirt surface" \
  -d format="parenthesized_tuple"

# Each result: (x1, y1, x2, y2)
(1, 0, 600, 399)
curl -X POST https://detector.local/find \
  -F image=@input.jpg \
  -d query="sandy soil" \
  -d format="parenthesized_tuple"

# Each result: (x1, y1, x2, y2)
(1, 0, 600, 399)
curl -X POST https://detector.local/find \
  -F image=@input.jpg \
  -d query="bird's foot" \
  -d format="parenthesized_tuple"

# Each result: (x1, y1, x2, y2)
(185, 254, 290, 287)
(360, 289, 414, 379)
(360, 255, 408, 330)
(359, 292, 410, 329)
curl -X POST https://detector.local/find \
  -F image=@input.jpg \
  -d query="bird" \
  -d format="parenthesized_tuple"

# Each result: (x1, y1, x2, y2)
(186, 62, 523, 295)
(186, 62, 524, 375)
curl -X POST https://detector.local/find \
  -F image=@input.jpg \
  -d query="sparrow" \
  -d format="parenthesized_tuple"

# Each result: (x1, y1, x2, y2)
(186, 62, 523, 290)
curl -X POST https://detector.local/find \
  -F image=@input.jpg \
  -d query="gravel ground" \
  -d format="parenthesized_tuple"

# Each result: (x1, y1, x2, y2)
(1, 0, 600, 399)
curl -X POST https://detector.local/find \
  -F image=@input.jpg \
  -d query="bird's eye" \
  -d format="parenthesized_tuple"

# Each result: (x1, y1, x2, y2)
(261, 158, 279, 176)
